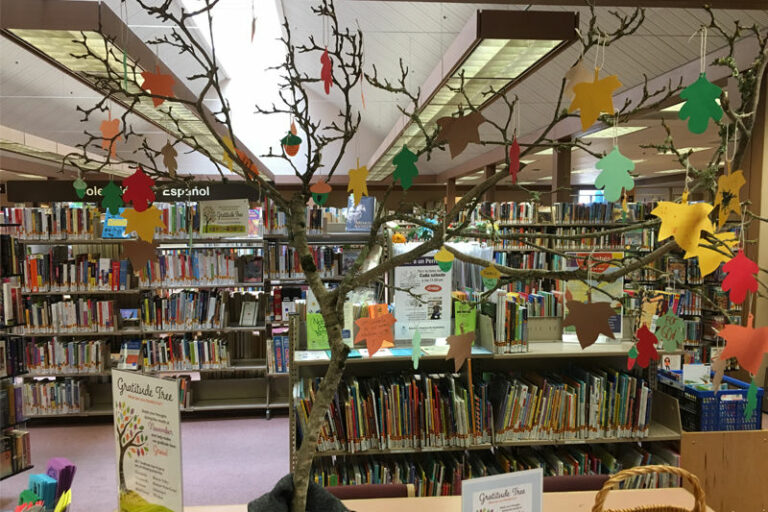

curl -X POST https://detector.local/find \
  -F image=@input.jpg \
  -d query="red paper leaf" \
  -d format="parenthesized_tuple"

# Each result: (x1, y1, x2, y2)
(635, 325, 659, 368)
(509, 137, 520, 183)
(140, 65, 175, 107)
(122, 167, 156, 212)
(721, 250, 759, 305)
(719, 314, 768, 375)
(354, 312, 396, 356)
(321, 48, 333, 95)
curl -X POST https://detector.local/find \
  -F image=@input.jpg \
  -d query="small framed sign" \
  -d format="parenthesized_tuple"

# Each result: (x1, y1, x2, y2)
(461, 468, 543, 512)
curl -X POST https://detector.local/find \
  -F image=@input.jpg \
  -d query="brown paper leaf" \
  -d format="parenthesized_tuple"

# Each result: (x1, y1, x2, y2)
(563, 300, 617, 349)
(711, 357, 727, 392)
(435, 111, 485, 158)
(446, 330, 474, 372)
(123, 240, 158, 272)
(160, 141, 178, 178)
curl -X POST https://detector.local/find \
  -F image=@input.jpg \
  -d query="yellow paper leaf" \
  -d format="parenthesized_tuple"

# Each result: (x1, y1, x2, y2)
(714, 169, 745, 228)
(121, 206, 166, 242)
(683, 231, 737, 277)
(651, 200, 714, 253)
(568, 68, 622, 131)
(347, 163, 369, 206)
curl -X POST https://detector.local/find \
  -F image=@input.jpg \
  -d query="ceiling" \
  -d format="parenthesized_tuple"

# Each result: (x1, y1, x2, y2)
(0, 0, 766, 188)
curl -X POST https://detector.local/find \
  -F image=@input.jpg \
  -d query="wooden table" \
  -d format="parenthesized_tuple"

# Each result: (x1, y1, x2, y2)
(182, 487, 713, 511)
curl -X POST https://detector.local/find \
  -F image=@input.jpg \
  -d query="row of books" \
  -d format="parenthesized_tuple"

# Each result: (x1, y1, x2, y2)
(0, 429, 31, 479)
(263, 201, 350, 235)
(488, 293, 530, 354)
(20, 378, 90, 416)
(552, 227, 655, 250)
(473, 202, 537, 224)
(2, 205, 101, 240)
(23, 250, 131, 292)
(295, 374, 493, 454)
(154, 202, 198, 239)
(137, 249, 248, 287)
(25, 339, 109, 375)
(552, 202, 655, 224)
(665, 256, 703, 285)
(140, 290, 227, 331)
(491, 251, 549, 271)
(491, 227, 547, 249)
(267, 328, 289, 374)
(232, 292, 268, 327)
(0, 380, 24, 427)
(141, 337, 231, 371)
(1, 233, 23, 276)
(492, 368, 652, 442)
(17, 297, 118, 333)
(1, 277, 23, 328)
(265, 244, 354, 279)
(0, 337, 26, 378)
(310, 444, 681, 494)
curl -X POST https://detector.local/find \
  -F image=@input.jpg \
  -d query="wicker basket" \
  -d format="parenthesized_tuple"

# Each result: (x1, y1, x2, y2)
(591, 465, 707, 512)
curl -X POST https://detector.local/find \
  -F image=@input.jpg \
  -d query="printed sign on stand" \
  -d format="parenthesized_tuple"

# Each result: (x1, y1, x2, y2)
(394, 256, 451, 340)
(112, 370, 182, 512)
(462, 467, 543, 512)
(199, 198, 249, 237)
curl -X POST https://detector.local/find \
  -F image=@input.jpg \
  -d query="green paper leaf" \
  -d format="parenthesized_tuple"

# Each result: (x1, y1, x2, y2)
(744, 378, 758, 419)
(482, 277, 498, 289)
(312, 192, 329, 206)
(594, 146, 635, 202)
(280, 132, 302, 146)
(412, 330, 421, 370)
(307, 312, 330, 350)
(392, 145, 419, 190)
(655, 310, 686, 352)
(454, 301, 476, 336)
(73, 177, 87, 199)
(679, 73, 723, 134)
(101, 180, 124, 215)
(437, 260, 453, 272)
(628, 345, 638, 359)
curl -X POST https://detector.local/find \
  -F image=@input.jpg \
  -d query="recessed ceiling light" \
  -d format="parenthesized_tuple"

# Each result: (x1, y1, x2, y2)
(662, 99, 721, 112)
(538, 176, 552, 180)
(655, 169, 685, 174)
(675, 147, 711, 153)
(583, 126, 647, 139)
(572, 169, 592, 174)
(520, 159, 536, 165)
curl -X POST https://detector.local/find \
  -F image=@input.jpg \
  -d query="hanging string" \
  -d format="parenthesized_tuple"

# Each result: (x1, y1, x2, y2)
(356, 19, 365, 110)
(683, 160, 691, 201)
(599, 36, 606, 72)
(738, 203, 747, 249)
(724, 123, 738, 172)
(515, 102, 521, 137)
(121, 1, 128, 90)
(613, 111, 619, 148)
(593, 35, 606, 71)
(700, 27, 708, 74)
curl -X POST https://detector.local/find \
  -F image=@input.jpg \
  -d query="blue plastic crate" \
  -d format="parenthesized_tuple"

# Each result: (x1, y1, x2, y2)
(657, 369, 763, 431)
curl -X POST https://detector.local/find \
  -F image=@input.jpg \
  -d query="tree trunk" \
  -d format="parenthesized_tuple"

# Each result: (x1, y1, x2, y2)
(118, 444, 128, 491)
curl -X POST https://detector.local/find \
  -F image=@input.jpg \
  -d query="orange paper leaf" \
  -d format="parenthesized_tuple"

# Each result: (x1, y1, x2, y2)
(718, 314, 768, 375)
(100, 113, 121, 158)
(140, 65, 175, 107)
(354, 312, 396, 357)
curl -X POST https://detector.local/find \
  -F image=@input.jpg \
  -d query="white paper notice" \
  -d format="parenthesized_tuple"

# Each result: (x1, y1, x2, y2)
(112, 370, 183, 512)
(462, 468, 542, 512)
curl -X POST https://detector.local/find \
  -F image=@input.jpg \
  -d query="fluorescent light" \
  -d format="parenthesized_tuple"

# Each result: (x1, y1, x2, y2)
(583, 126, 647, 139)
(535, 148, 553, 156)
(520, 159, 536, 165)
(367, 10, 578, 180)
(663, 99, 721, 112)
(655, 169, 685, 174)
(572, 169, 592, 174)
(676, 147, 711, 153)
(538, 175, 552, 180)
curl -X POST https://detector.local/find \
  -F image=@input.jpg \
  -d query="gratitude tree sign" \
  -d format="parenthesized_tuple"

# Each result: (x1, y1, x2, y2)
(112, 370, 182, 512)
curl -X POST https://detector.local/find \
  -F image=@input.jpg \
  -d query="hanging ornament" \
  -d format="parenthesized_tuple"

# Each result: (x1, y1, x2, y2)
(633, 325, 660, 368)
(480, 265, 501, 289)
(594, 146, 635, 202)
(281, 122, 302, 157)
(392, 145, 419, 190)
(73, 177, 87, 199)
(568, 68, 622, 131)
(714, 168, 745, 228)
(121, 205, 166, 243)
(509, 137, 520, 184)
(563, 298, 617, 349)
(140, 65, 175, 107)
(122, 240, 159, 272)
(392, 232, 406, 244)
(320, 48, 333, 95)
(445, 330, 474, 372)
(354, 312, 396, 357)
(655, 310, 686, 352)
(100, 112, 121, 158)
(434, 246, 454, 272)
(434, 111, 485, 159)
(347, 160, 369, 206)
(310, 181, 331, 205)
(719, 314, 768, 375)
(744, 378, 758, 419)
(684, 231, 737, 277)
(412, 329, 422, 370)
(160, 141, 178, 178)
(627, 345, 639, 370)
(564, 58, 593, 102)
(679, 74, 723, 134)
(721, 250, 759, 305)
(122, 167, 156, 212)
(101, 180, 124, 215)
(650, 191, 714, 253)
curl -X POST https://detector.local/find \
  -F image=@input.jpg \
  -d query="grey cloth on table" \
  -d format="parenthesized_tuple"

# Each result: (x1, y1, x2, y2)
(248, 474, 350, 512)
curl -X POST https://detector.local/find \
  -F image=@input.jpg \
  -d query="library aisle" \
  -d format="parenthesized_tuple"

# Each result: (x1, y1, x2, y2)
(0, 416, 289, 510)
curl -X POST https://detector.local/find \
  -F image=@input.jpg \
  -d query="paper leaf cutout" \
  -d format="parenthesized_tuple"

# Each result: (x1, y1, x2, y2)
(564, 59, 593, 102)
(160, 141, 178, 178)
(684, 231, 737, 277)
(310, 181, 331, 206)
(635, 325, 660, 368)
(392, 145, 419, 190)
(568, 68, 622, 131)
(722, 250, 759, 305)
(714, 169, 745, 228)
(434, 246, 454, 272)
(481, 265, 501, 289)
(347, 163, 369, 206)
(679, 73, 723, 134)
(563, 300, 617, 349)
(140, 65, 175, 107)
(651, 199, 714, 253)
(100, 114, 121, 158)
(744, 378, 758, 419)
(281, 123, 302, 157)
(719, 314, 768, 375)
(121, 205, 166, 243)
(509, 137, 520, 184)
(412, 330, 422, 370)
(354, 312, 396, 357)
(446, 330, 474, 372)
(656, 310, 686, 352)
(222, 136, 236, 173)
(73, 177, 87, 199)
(101, 180, 124, 215)
(122, 167, 156, 212)
(320, 48, 333, 95)
(123, 240, 159, 272)
(627, 345, 638, 370)
(435, 111, 485, 159)
(711, 357, 726, 392)
(594, 146, 635, 202)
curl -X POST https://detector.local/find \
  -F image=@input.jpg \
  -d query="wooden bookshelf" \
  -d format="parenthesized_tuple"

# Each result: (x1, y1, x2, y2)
(0, 465, 34, 482)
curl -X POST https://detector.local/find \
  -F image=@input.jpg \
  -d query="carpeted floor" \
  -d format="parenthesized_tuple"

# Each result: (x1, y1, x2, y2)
(0, 414, 289, 511)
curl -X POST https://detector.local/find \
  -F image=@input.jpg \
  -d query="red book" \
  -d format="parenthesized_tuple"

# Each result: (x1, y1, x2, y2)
(273, 287, 282, 321)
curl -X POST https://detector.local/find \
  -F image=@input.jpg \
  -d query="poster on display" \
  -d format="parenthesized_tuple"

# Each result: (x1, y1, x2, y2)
(345, 195, 375, 232)
(394, 256, 452, 340)
(461, 467, 543, 512)
(562, 251, 624, 342)
(112, 370, 182, 512)
(199, 199, 249, 237)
